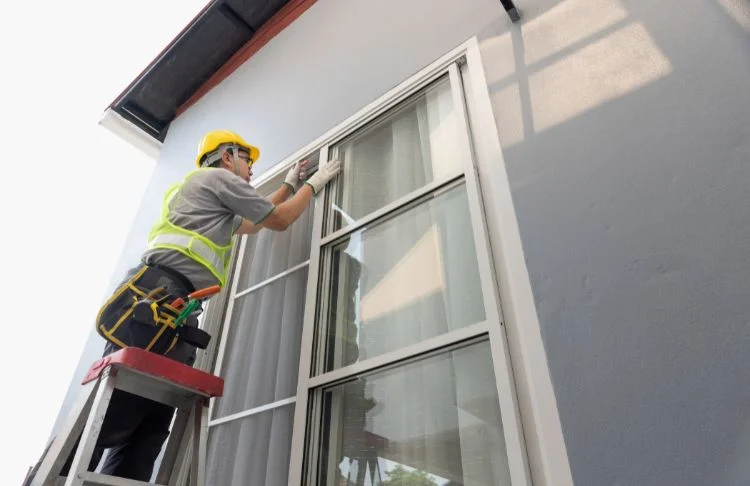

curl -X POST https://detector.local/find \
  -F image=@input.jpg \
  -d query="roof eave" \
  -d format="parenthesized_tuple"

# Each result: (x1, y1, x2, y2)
(99, 108, 163, 159)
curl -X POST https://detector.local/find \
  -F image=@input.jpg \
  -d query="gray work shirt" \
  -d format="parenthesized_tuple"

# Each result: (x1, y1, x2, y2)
(142, 168, 275, 289)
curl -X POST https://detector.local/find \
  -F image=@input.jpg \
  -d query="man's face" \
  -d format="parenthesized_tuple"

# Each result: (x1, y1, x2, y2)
(222, 148, 254, 182)
(236, 149, 254, 182)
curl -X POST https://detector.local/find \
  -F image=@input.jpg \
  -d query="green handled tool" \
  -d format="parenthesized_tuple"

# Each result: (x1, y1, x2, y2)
(171, 285, 221, 327)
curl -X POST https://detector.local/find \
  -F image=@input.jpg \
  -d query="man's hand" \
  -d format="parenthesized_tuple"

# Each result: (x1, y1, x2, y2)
(283, 160, 309, 193)
(306, 159, 342, 195)
(261, 159, 340, 231)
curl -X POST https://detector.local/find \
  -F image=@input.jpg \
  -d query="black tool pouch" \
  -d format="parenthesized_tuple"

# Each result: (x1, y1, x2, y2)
(95, 265, 211, 355)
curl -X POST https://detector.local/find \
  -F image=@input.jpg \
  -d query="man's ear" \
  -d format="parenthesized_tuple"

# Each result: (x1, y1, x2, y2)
(219, 150, 233, 169)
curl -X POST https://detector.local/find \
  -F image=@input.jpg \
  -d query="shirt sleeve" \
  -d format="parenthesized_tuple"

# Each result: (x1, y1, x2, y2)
(211, 170, 276, 224)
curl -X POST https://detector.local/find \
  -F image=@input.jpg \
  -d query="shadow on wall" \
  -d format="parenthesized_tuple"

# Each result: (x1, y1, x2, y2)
(484, 0, 674, 149)
(717, 0, 750, 32)
(477, 1, 750, 485)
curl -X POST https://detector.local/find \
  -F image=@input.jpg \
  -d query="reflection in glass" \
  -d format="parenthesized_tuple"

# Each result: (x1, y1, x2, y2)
(321, 185, 485, 373)
(312, 342, 511, 486)
(330, 77, 461, 231)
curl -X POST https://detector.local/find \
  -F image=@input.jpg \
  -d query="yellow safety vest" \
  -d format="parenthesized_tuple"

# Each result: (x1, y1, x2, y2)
(147, 169, 234, 286)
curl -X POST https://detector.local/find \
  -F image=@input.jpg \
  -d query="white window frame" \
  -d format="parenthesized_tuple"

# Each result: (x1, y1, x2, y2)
(301, 71, 530, 486)
(292, 58, 532, 484)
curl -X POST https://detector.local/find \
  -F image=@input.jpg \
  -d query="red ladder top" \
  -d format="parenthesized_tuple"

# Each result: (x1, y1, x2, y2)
(82, 347, 224, 398)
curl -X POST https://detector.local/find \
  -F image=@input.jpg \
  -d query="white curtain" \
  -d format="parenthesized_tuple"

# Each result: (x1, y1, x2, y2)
(206, 405, 295, 486)
(237, 205, 314, 288)
(337, 78, 460, 226)
(205, 207, 313, 486)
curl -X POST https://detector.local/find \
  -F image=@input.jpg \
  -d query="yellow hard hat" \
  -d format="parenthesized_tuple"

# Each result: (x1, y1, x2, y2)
(195, 130, 260, 168)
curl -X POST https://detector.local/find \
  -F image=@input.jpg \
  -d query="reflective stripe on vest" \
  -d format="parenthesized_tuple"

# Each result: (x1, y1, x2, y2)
(147, 169, 234, 286)
(148, 234, 224, 276)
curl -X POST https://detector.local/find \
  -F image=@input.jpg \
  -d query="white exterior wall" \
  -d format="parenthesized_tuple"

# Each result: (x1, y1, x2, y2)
(55, 0, 750, 485)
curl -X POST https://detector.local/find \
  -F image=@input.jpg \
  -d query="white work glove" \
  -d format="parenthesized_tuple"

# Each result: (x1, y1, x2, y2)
(306, 159, 342, 195)
(283, 160, 309, 193)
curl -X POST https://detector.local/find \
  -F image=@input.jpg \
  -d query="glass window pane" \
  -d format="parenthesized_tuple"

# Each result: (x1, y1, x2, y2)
(236, 205, 313, 290)
(319, 184, 485, 373)
(214, 268, 308, 418)
(310, 341, 511, 486)
(329, 77, 462, 232)
(207, 404, 295, 486)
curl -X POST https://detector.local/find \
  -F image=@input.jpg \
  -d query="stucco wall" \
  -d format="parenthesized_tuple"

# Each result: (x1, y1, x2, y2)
(480, 0, 750, 484)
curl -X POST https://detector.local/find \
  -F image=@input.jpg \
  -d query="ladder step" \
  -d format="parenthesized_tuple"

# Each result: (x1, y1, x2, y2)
(70, 471, 165, 486)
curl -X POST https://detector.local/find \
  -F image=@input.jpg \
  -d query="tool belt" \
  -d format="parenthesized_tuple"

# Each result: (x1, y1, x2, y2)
(95, 264, 212, 355)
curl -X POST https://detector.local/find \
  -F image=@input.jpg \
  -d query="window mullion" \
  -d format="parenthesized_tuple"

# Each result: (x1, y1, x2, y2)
(208, 396, 296, 428)
(287, 144, 329, 486)
(448, 63, 504, 327)
(318, 169, 465, 246)
(233, 260, 310, 299)
(309, 321, 490, 388)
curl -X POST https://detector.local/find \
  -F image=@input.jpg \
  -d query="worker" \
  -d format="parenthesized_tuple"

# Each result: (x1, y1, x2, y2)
(28, 130, 341, 483)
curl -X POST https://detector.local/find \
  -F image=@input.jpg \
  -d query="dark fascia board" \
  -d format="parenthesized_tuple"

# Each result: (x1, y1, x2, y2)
(107, 1, 221, 140)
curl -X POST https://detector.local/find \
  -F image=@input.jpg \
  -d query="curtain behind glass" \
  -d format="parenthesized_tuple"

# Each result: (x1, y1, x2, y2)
(215, 268, 308, 417)
(207, 405, 295, 486)
(237, 205, 314, 289)
(206, 206, 313, 485)
(320, 76, 481, 373)
(332, 77, 460, 231)
(216, 206, 312, 416)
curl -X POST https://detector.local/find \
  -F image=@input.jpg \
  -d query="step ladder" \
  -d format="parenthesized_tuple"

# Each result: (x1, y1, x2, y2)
(30, 347, 224, 486)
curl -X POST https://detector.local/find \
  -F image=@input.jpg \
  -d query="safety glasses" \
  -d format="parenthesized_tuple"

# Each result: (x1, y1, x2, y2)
(238, 153, 255, 167)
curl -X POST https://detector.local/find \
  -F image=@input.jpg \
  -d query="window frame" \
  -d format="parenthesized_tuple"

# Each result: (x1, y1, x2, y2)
(288, 46, 532, 486)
